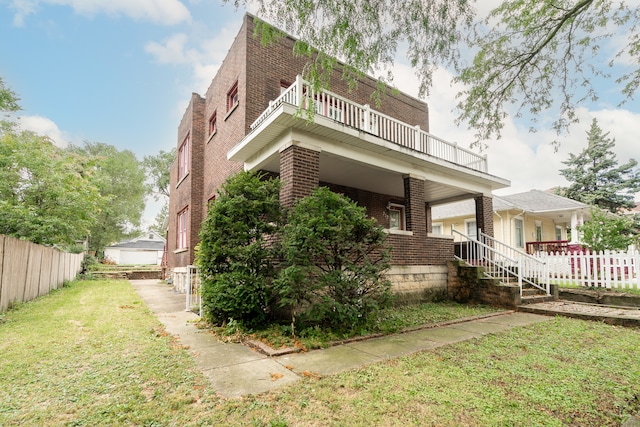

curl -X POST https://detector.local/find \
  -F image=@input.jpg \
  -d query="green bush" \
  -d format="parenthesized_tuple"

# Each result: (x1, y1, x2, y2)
(196, 172, 282, 328)
(276, 187, 392, 332)
(579, 207, 637, 252)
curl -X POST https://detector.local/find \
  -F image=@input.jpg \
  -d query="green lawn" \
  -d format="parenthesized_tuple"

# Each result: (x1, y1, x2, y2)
(1, 279, 639, 426)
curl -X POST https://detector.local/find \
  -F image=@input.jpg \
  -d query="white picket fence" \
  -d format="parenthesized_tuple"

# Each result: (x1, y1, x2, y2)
(533, 250, 640, 290)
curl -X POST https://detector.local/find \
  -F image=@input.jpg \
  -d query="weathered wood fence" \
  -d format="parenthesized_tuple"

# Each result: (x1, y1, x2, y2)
(533, 249, 640, 290)
(0, 234, 83, 312)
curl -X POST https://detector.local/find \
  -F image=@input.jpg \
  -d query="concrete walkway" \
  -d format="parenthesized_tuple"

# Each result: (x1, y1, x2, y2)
(131, 279, 553, 398)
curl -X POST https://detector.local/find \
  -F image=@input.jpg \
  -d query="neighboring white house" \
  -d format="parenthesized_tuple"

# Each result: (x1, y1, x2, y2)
(104, 231, 166, 265)
(431, 190, 591, 253)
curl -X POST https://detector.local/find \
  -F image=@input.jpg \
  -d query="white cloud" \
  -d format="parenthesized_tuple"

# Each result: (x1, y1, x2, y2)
(17, 115, 73, 147)
(390, 63, 640, 199)
(10, 0, 191, 26)
(146, 20, 241, 119)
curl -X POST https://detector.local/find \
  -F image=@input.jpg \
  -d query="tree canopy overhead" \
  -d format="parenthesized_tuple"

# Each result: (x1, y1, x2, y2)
(231, 0, 639, 145)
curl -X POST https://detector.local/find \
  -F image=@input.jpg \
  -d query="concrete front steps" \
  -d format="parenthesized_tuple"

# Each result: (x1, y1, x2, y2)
(520, 286, 555, 305)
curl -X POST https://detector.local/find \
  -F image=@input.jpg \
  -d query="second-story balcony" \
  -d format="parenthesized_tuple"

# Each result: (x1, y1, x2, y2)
(229, 75, 509, 205)
(246, 76, 488, 173)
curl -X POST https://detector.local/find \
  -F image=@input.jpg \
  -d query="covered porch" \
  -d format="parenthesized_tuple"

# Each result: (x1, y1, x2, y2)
(228, 76, 510, 265)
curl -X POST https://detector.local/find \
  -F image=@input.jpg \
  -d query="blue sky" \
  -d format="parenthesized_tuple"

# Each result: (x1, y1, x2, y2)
(1, 0, 639, 225)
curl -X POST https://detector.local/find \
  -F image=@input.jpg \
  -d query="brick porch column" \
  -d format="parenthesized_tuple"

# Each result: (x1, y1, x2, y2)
(279, 143, 320, 209)
(403, 174, 427, 239)
(474, 195, 494, 238)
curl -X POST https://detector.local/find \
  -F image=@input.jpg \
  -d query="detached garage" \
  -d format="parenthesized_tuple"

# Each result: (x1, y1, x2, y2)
(104, 232, 166, 265)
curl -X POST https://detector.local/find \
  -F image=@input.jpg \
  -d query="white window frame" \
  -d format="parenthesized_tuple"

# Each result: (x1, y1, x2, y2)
(465, 219, 477, 240)
(178, 133, 190, 182)
(514, 218, 524, 248)
(555, 225, 563, 241)
(388, 203, 406, 231)
(535, 220, 543, 242)
(431, 222, 444, 235)
(177, 208, 189, 250)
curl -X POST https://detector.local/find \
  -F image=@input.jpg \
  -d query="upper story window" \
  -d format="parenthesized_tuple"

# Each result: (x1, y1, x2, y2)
(177, 207, 189, 250)
(280, 80, 292, 94)
(208, 111, 217, 136)
(178, 133, 190, 181)
(227, 81, 239, 111)
(388, 204, 406, 231)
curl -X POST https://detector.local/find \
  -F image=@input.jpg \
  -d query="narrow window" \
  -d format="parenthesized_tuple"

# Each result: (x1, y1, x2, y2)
(535, 221, 543, 241)
(515, 218, 524, 248)
(555, 225, 563, 240)
(208, 111, 217, 135)
(227, 81, 239, 111)
(177, 208, 189, 249)
(388, 204, 405, 231)
(465, 220, 477, 240)
(178, 133, 190, 181)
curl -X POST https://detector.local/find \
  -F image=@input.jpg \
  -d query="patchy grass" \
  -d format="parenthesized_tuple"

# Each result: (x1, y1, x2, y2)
(241, 302, 503, 351)
(1, 280, 639, 426)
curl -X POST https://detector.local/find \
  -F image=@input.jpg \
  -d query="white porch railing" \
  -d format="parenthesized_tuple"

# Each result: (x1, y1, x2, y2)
(533, 249, 640, 290)
(250, 75, 488, 173)
(453, 229, 550, 296)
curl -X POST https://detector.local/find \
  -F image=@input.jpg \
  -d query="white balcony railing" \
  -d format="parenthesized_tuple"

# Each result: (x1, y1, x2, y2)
(250, 75, 488, 173)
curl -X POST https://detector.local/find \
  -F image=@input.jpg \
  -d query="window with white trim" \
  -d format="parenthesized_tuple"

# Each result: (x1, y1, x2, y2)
(515, 218, 524, 248)
(177, 208, 189, 250)
(465, 219, 477, 240)
(555, 225, 563, 240)
(535, 221, 543, 241)
(431, 222, 443, 235)
(388, 204, 405, 231)
(178, 133, 190, 181)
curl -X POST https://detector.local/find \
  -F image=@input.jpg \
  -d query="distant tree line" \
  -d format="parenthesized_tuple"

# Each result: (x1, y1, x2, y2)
(0, 76, 171, 257)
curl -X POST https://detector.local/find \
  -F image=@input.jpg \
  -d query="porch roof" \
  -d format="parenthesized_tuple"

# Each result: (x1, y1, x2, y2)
(432, 189, 590, 222)
(228, 77, 509, 204)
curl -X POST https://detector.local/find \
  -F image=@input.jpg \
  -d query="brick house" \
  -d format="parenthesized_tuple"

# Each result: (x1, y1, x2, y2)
(166, 14, 510, 301)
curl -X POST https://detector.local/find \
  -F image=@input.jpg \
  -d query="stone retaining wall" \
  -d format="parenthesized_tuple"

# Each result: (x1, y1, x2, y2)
(386, 265, 449, 305)
(559, 288, 640, 308)
(447, 260, 521, 309)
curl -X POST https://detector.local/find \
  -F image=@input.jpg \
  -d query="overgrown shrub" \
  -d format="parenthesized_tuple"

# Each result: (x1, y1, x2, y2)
(196, 171, 282, 328)
(276, 187, 392, 332)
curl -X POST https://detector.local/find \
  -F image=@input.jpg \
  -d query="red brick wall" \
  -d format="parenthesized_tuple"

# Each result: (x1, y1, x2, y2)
(475, 195, 494, 238)
(280, 145, 320, 208)
(167, 14, 432, 270)
(167, 93, 205, 268)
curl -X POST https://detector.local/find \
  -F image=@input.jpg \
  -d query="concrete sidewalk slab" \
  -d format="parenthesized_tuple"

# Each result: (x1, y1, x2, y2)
(277, 344, 383, 376)
(129, 279, 552, 398)
(201, 359, 300, 398)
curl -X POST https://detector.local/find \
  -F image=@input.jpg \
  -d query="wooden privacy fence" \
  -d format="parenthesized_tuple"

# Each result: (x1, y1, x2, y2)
(0, 234, 83, 312)
(533, 249, 640, 290)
